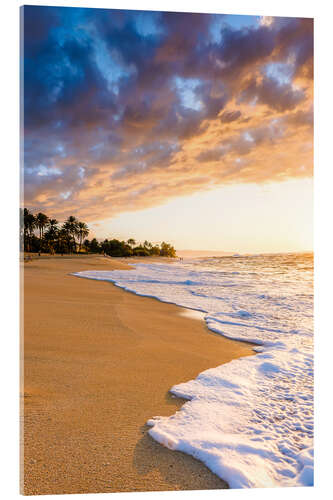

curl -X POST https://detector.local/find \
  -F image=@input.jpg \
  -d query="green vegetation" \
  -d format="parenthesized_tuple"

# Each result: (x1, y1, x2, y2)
(21, 208, 177, 258)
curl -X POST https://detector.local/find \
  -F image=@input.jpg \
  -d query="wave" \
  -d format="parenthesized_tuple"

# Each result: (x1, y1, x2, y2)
(73, 255, 313, 488)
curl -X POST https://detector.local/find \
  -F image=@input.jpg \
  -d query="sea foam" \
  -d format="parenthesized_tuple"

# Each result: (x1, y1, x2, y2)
(73, 253, 313, 488)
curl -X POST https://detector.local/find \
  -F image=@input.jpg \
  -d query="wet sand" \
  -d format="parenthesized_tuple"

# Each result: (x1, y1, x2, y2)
(22, 255, 254, 495)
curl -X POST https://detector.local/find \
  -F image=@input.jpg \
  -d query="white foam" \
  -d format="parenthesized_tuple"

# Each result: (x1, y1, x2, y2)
(73, 254, 313, 488)
(179, 309, 206, 321)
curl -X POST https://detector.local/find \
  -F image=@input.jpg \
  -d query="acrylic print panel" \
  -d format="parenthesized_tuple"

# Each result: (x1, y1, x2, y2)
(21, 3, 314, 495)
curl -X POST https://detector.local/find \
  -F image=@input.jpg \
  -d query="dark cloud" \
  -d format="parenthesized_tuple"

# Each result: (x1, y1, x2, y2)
(284, 107, 313, 128)
(221, 110, 242, 123)
(240, 75, 305, 111)
(274, 18, 314, 79)
(197, 148, 224, 163)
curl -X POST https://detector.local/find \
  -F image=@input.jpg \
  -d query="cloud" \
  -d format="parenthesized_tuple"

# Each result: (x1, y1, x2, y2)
(220, 110, 242, 123)
(197, 148, 224, 163)
(240, 75, 305, 111)
(22, 6, 313, 221)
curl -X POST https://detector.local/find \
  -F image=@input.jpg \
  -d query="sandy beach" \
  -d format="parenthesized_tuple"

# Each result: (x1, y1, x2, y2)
(22, 255, 254, 495)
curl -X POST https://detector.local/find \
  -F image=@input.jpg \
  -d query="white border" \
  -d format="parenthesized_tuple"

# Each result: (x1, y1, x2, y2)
(1, 0, 331, 499)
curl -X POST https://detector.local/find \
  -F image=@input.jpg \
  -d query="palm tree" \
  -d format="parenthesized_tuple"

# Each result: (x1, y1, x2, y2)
(127, 238, 136, 248)
(44, 219, 59, 254)
(77, 221, 89, 252)
(23, 208, 29, 248)
(83, 239, 90, 252)
(20, 208, 24, 251)
(143, 240, 153, 252)
(56, 227, 70, 255)
(63, 216, 79, 253)
(48, 218, 59, 229)
(24, 208, 36, 252)
(89, 238, 100, 253)
(35, 212, 49, 252)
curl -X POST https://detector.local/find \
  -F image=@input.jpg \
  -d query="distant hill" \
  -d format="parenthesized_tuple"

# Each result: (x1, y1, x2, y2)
(176, 250, 233, 258)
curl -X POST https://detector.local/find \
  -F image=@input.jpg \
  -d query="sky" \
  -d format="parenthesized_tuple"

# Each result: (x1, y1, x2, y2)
(22, 6, 313, 253)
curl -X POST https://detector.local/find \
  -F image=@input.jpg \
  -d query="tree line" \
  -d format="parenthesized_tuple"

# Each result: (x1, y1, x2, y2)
(21, 208, 177, 258)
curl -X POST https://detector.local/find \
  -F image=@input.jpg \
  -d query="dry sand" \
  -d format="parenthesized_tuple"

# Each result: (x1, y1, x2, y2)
(22, 255, 254, 495)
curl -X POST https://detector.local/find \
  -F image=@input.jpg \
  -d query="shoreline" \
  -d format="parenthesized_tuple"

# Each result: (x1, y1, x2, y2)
(22, 255, 254, 495)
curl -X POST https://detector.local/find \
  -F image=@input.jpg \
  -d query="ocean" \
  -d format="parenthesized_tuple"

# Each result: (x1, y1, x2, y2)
(74, 252, 314, 488)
